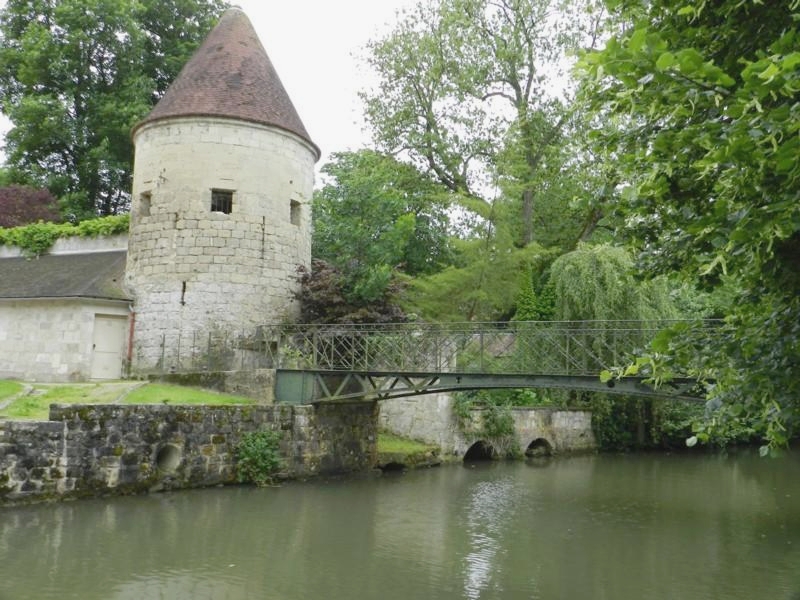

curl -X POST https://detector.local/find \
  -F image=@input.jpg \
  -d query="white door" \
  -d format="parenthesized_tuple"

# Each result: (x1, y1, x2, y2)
(90, 315, 127, 379)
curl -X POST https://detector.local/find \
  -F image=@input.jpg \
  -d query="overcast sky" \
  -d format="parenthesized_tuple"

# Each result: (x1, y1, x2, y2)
(0, 0, 419, 169)
(234, 1, 418, 165)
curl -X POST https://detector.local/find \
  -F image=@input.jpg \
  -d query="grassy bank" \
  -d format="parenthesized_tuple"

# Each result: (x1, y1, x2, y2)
(0, 381, 254, 420)
(377, 432, 437, 454)
(0, 380, 24, 402)
(376, 431, 441, 470)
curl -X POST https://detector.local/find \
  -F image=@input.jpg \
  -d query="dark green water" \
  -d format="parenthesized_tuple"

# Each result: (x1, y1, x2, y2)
(1, 451, 798, 600)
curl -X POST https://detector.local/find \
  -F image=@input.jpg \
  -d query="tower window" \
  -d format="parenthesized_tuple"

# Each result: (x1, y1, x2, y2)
(139, 191, 152, 217)
(211, 189, 233, 214)
(290, 199, 301, 226)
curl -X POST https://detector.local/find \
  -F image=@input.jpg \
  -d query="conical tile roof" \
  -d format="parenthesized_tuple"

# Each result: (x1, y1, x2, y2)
(134, 8, 319, 159)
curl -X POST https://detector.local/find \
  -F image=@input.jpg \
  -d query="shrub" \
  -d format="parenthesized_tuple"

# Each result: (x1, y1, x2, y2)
(0, 185, 60, 227)
(294, 259, 407, 324)
(236, 430, 284, 486)
(453, 391, 519, 457)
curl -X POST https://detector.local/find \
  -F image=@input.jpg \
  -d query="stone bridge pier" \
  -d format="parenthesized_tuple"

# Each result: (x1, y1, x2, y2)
(378, 394, 596, 459)
(507, 408, 596, 457)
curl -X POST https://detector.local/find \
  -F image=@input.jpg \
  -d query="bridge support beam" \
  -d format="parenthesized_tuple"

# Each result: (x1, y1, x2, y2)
(275, 369, 706, 403)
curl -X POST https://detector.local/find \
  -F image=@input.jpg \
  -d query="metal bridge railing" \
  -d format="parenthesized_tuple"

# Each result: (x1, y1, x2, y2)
(268, 320, 699, 376)
(144, 320, 717, 378)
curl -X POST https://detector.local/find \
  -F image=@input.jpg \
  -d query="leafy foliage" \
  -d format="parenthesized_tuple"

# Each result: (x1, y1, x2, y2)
(550, 243, 678, 322)
(357, 0, 618, 325)
(580, 0, 800, 450)
(313, 150, 454, 304)
(0, 0, 227, 217)
(512, 269, 556, 322)
(0, 214, 129, 256)
(361, 0, 607, 248)
(587, 394, 708, 451)
(236, 430, 283, 487)
(453, 392, 519, 457)
(0, 185, 60, 227)
(404, 241, 561, 322)
(588, 395, 647, 451)
(546, 243, 690, 448)
(294, 259, 407, 324)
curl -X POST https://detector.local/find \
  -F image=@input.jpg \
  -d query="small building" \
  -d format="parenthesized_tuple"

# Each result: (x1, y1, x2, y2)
(0, 238, 130, 381)
(0, 8, 317, 382)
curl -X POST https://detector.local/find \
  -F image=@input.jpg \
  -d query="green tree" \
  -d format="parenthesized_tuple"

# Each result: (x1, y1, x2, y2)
(313, 150, 454, 304)
(0, 0, 227, 218)
(403, 240, 561, 322)
(361, 0, 606, 248)
(511, 268, 555, 322)
(580, 0, 800, 450)
(361, 0, 615, 323)
(549, 244, 688, 450)
(550, 243, 677, 322)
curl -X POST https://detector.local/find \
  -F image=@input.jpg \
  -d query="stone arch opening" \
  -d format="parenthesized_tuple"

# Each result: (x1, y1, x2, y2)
(463, 441, 494, 461)
(379, 462, 406, 472)
(525, 438, 553, 458)
(155, 444, 182, 473)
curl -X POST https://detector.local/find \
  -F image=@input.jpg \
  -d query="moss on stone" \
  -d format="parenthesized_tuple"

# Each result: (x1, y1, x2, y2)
(121, 452, 139, 466)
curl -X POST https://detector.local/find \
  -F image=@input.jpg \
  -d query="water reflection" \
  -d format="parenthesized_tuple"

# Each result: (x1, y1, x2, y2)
(0, 451, 798, 600)
(462, 475, 516, 599)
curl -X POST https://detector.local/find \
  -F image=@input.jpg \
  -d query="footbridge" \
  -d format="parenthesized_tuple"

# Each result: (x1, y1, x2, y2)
(262, 320, 711, 404)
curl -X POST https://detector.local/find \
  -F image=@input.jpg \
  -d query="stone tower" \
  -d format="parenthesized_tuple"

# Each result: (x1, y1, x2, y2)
(126, 8, 319, 371)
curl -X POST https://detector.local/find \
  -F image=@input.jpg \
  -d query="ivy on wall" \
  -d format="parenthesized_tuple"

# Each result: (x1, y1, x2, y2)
(0, 214, 129, 256)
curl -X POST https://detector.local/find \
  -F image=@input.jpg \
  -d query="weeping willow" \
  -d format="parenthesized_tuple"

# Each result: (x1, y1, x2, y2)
(549, 244, 687, 450)
(549, 243, 678, 322)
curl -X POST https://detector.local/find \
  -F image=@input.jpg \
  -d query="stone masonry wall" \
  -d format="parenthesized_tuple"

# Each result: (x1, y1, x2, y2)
(379, 392, 460, 453)
(379, 394, 596, 456)
(511, 408, 596, 454)
(0, 401, 378, 506)
(127, 117, 316, 370)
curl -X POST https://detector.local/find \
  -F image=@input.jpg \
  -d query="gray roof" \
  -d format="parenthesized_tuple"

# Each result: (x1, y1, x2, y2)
(0, 250, 130, 301)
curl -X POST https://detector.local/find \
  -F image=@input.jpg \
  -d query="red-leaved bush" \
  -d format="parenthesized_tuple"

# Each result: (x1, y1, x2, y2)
(0, 185, 60, 227)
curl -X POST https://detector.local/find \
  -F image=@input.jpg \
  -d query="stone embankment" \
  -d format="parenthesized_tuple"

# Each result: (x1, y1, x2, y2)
(0, 401, 377, 506)
(1, 392, 596, 506)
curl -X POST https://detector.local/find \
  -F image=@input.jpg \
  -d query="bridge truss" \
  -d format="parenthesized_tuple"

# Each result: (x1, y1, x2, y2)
(263, 320, 712, 403)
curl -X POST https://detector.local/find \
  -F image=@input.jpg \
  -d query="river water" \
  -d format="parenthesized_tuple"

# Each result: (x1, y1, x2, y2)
(1, 451, 798, 600)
